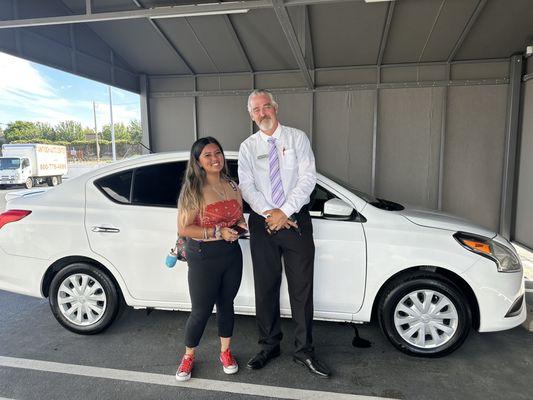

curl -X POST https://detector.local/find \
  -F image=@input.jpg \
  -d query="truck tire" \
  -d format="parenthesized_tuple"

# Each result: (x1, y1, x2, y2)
(25, 178, 34, 189)
(47, 176, 59, 186)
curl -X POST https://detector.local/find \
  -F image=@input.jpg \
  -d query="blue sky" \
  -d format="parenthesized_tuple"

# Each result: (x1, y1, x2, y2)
(0, 52, 141, 131)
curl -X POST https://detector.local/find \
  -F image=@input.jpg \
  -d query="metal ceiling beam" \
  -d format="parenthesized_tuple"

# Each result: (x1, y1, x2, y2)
(304, 5, 315, 70)
(184, 17, 220, 73)
(272, 0, 314, 89)
(447, 0, 487, 63)
(0, 0, 366, 29)
(223, 15, 253, 73)
(377, 0, 395, 66)
(0, 1, 271, 29)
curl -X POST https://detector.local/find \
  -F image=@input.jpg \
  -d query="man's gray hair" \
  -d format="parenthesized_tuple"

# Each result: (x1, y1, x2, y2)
(247, 89, 278, 113)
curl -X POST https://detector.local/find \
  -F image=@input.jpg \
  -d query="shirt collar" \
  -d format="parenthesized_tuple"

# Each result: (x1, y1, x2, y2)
(259, 123, 282, 143)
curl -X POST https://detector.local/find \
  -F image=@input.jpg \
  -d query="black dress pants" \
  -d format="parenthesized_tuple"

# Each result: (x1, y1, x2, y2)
(248, 208, 315, 356)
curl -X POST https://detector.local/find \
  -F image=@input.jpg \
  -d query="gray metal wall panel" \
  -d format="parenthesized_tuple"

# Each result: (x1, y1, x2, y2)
(149, 97, 195, 152)
(255, 72, 305, 89)
(382, 65, 448, 83)
(451, 62, 509, 81)
(442, 85, 508, 231)
(514, 80, 533, 248)
(197, 96, 250, 152)
(377, 88, 442, 209)
(316, 68, 377, 86)
(275, 93, 313, 137)
(150, 77, 195, 93)
(314, 91, 374, 193)
(197, 75, 252, 91)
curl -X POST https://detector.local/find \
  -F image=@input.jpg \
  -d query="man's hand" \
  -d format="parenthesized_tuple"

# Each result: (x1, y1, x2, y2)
(263, 209, 298, 231)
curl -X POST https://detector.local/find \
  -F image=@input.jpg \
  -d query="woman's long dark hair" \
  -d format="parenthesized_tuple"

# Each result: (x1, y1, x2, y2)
(178, 137, 230, 227)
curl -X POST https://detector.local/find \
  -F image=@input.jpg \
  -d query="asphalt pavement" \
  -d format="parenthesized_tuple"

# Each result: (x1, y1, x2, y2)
(1, 187, 533, 400)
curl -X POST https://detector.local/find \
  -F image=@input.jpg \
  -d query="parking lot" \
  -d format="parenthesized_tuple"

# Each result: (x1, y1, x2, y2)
(1, 187, 532, 400)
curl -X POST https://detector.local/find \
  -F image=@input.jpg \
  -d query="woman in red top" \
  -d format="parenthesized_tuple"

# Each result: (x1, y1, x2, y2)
(175, 137, 247, 382)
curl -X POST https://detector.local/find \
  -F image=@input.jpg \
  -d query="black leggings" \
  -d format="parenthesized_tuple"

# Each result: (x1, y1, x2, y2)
(183, 239, 243, 348)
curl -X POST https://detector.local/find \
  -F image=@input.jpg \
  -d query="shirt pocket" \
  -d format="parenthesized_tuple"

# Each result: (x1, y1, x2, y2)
(282, 148, 297, 169)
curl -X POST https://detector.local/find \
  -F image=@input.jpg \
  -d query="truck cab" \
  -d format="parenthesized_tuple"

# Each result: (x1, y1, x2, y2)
(0, 157, 32, 188)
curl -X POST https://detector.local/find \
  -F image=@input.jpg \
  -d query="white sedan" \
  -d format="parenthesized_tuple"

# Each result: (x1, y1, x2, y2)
(0, 152, 526, 357)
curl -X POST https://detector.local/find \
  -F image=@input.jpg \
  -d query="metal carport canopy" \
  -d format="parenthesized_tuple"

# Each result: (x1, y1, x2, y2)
(0, 0, 531, 91)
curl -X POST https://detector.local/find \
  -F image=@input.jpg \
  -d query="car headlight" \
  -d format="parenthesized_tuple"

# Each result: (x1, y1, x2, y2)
(454, 232, 522, 273)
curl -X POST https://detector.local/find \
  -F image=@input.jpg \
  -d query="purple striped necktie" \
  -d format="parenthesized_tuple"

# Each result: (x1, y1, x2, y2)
(268, 137, 285, 207)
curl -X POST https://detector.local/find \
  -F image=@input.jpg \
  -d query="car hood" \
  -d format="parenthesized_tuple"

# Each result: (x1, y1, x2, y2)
(399, 208, 497, 239)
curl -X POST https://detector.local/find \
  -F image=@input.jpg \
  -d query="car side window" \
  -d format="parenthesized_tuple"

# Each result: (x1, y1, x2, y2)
(95, 170, 133, 204)
(309, 185, 336, 218)
(132, 161, 186, 208)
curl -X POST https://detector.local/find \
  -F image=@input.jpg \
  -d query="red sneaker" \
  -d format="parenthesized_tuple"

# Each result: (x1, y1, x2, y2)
(176, 354, 194, 381)
(220, 349, 238, 374)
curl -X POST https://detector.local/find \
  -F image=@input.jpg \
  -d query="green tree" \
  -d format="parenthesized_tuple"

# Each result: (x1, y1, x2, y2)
(101, 123, 130, 141)
(127, 119, 142, 143)
(35, 122, 56, 141)
(3, 121, 39, 142)
(55, 120, 85, 142)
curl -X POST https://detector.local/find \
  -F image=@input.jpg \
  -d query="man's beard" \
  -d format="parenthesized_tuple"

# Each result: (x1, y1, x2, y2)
(258, 117, 275, 131)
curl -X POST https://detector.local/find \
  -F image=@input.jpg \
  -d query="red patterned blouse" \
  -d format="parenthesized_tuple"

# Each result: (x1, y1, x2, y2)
(194, 199, 242, 228)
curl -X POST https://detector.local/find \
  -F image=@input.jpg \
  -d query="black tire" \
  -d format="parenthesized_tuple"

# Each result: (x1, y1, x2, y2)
(378, 272, 471, 357)
(49, 263, 120, 335)
(47, 176, 59, 186)
(25, 177, 33, 189)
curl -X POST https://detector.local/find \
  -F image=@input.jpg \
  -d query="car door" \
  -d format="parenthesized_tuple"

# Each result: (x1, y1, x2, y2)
(280, 183, 366, 320)
(85, 161, 190, 303)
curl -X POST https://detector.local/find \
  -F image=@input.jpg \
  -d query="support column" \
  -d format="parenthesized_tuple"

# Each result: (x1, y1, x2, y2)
(499, 55, 524, 239)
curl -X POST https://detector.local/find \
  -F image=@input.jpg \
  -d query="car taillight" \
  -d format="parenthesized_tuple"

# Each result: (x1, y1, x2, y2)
(0, 210, 32, 230)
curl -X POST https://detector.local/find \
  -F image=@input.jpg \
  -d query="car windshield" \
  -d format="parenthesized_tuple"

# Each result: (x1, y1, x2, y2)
(0, 158, 21, 170)
(324, 174, 405, 211)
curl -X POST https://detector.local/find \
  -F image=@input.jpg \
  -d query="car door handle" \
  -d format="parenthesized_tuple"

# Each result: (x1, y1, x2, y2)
(91, 226, 120, 233)
(239, 235, 250, 240)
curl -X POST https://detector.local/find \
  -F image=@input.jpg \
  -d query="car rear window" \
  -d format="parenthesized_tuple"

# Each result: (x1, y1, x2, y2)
(95, 170, 133, 204)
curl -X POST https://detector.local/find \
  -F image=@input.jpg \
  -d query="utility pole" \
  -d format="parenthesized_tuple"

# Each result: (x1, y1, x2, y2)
(108, 86, 116, 162)
(93, 101, 100, 161)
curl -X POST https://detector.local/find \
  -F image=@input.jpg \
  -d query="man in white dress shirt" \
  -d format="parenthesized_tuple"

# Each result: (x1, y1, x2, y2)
(238, 89, 330, 378)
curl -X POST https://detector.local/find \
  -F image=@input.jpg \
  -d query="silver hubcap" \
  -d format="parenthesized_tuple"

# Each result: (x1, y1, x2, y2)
(57, 273, 107, 326)
(394, 289, 459, 349)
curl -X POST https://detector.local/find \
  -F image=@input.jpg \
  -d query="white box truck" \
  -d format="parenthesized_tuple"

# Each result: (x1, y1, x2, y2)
(0, 144, 68, 189)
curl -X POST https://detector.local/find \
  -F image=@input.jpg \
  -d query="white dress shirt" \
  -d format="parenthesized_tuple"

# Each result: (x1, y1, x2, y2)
(238, 124, 317, 217)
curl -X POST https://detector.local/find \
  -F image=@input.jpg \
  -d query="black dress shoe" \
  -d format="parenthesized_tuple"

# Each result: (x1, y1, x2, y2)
(246, 347, 281, 370)
(293, 355, 331, 378)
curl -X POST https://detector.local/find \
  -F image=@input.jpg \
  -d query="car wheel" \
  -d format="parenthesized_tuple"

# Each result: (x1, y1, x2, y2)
(378, 273, 471, 357)
(25, 177, 33, 189)
(49, 263, 120, 335)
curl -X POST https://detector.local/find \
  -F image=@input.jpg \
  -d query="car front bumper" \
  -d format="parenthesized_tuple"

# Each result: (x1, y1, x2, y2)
(462, 256, 526, 332)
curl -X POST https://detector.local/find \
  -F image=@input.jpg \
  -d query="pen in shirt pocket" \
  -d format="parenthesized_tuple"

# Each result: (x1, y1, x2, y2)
(282, 147, 285, 156)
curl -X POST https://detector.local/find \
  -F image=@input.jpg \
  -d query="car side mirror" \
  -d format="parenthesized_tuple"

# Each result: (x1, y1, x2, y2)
(323, 198, 354, 221)
(22, 159, 29, 168)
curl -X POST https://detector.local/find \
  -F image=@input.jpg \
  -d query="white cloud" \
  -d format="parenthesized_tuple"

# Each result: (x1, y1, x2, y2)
(0, 52, 139, 129)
